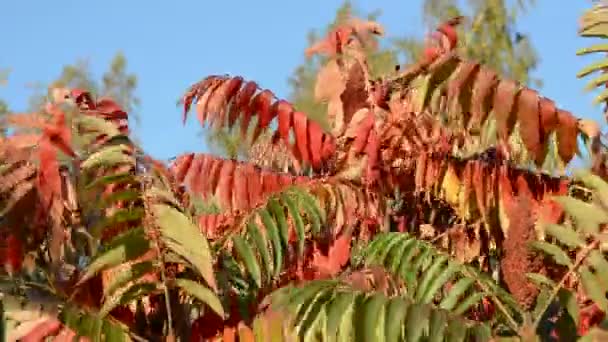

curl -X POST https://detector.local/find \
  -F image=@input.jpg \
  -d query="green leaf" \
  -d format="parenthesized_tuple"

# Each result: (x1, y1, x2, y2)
(362, 294, 386, 341)
(554, 196, 608, 235)
(439, 278, 475, 311)
(405, 303, 430, 342)
(282, 193, 305, 256)
(232, 236, 262, 288)
(86, 172, 134, 190)
(575, 170, 608, 209)
(530, 241, 573, 267)
(580, 266, 608, 311)
(577, 59, 608, 78)
(76, 115, 121, 139)
(544, 223, 585, 248)
(97, 189, 140, 209)
(100, 282, 160, 317)
(78, 229, 150, 286)
(420, 261, 459, 304)
(416, 255, 448, 303)
(152, 203, 217, 291)
(558, 289, 580, 327)
(103, 261, 155, 298)
(326, 292, 355, 339)
(258, 209, 283, 279)
(526, 273, 557, 288)
(384, 297, 408, 342)
(81, 144, 133, 170)
(247, 222, 272, 284)
(577, 43, 608, 56)
(587, 250, 608, 288)
(428, 309, 448, 342)
(175, 278, 224, 318)
(91, 208, 144, 238)
(268, 198, 289, 249)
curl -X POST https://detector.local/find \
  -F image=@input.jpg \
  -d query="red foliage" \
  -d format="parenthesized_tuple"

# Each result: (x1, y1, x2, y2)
(0, 232, 23, 274)
(182, 76, 336, 171)
(578, 303, 606, 336)
(304, 17, 384, 59)
(423, 16, 463, 62)
(171, 153, 313, 212)
(311, 233, 351, 278)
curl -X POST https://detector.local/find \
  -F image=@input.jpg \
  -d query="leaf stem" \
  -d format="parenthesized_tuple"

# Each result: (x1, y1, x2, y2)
(532, 239, 598, 329)
(142, 176, 174, 338)
(462, 267, 520, 332)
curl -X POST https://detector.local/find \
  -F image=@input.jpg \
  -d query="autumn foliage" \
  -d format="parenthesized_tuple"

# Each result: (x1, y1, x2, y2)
(3, 3, 608, 341)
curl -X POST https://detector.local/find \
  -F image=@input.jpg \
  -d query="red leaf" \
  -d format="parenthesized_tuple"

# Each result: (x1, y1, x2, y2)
(312, 233, 351, 277)
(493, 79, 519, 141)
(229, 81, 258, 129)
(352, 110, 374, 154)
(307, 120, 324, 169)
(276, 100, 294, 145)
(252, 90, 276, 142)
(95, 98, 128, 120)
(556, 109, 578, 163)
(293, 111, 310, 164)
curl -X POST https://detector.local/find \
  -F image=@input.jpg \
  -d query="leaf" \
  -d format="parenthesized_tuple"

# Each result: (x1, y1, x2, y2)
(526, 273, 557, 288)
(232, 235, 262, 288)
(75, 115, 122, 139)
(175, 278, 224, 318)
(530, 241, 573, 267)
(247, 222, 273, 284)
(312, 233, 351, 277)
(554, 196, 608, 235)
(384, 297, 408, 342)
(282, 192, 306, 256)
(100, 282, 161, 317)
(558, 289, 580, 327)
(77, 228, 150, 286)
(103, 261, 155, 298)
(81, 144, 133, 170)
(362, 294, 387, 341)
(151, 203, 217, 291)
(182, 75, 334, 170)
(544, 223, 585, 248)
(580, 266, 608, 311)
(326, 292, 355, 339)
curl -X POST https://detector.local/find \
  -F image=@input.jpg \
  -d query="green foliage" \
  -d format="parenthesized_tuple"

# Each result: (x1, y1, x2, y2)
(270, 279, 492, 341)
(75, 113, 221, 322)
(355, 233, 521, 325)
(577, 3, 608, 108)
(530, 170, 608, 327)
(217, 187, 324, 290)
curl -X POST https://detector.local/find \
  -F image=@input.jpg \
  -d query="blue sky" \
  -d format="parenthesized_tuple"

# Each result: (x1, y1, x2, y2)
(0, 0, 601, 161)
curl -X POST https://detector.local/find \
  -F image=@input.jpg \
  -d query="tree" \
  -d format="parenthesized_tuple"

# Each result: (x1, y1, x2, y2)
(0, 68, 11, 137)
(206, 0, 539, 159)
(28, 52, 139, 124)
(4, 2, 608, 341)
(393, 0, 540, 87)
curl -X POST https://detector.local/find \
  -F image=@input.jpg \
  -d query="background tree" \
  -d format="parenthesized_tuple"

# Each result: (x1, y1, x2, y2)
(0, 68, 11, 137)
(394, 0, 540, 87)
(28, 52, 139, 124)
(205, 0, 540, 158)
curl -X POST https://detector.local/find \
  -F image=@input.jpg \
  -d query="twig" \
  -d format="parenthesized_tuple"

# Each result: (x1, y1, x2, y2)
(532, 239, 599, 329)
(142, 176, 174, 338)
(461, 267, 520, 332)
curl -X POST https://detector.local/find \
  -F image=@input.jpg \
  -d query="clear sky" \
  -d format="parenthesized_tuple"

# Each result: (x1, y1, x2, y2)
(0, 0, 601, 161)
